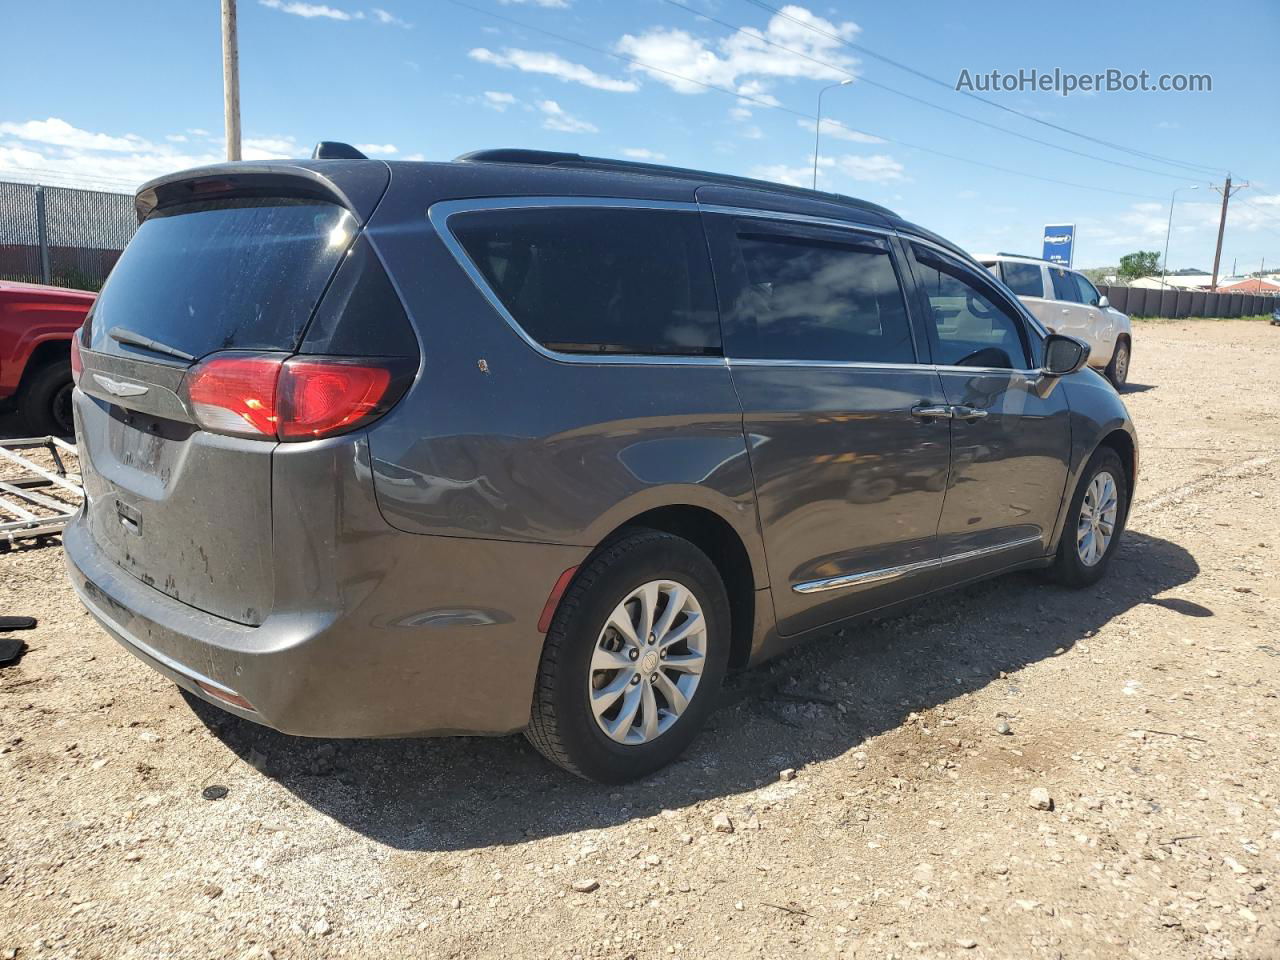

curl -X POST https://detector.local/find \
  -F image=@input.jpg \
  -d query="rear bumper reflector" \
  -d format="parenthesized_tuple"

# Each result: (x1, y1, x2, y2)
(537, 566, 580, 634)
(196, 679, 256, 712)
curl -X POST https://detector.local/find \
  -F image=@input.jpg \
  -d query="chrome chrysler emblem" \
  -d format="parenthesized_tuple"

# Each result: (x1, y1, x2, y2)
(91, 374, 149, 398)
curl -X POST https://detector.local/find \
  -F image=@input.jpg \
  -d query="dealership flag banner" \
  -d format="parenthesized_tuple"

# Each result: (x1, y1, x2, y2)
(1042, 224, 1076, 267)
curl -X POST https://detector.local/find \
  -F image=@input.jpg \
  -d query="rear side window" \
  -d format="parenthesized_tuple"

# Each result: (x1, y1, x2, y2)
(88, 198, 355, 360)
(1049, 266, 1082, 302)
(450, 207, 720, 355)
(1000, 261, 1045, 298)
(725, 226, 914, 363)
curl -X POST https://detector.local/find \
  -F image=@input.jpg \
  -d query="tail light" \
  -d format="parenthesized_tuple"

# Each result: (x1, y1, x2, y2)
(183, 353, 411, 441)
(70, 330, 84, 386)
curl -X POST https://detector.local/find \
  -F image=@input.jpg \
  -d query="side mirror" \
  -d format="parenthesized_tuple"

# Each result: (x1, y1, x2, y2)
(1042, 334, 1090, 377)
(1097, 295, 1110, 309)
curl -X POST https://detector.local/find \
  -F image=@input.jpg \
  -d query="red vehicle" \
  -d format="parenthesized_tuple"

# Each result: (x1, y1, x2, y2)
(0, 281, 94, 436)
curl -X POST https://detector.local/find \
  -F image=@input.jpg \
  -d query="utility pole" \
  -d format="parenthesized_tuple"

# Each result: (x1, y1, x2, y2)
(812, 79, 852, 190)
(222, 0, 242, 161)
(1209, 175, 1248, 292)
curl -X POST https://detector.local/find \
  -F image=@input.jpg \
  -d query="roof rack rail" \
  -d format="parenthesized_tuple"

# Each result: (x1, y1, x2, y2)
(454, 149, 898, 219)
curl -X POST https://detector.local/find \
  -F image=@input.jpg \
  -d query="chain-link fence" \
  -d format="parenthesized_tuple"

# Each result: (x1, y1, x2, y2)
(0, 179, 137, 291)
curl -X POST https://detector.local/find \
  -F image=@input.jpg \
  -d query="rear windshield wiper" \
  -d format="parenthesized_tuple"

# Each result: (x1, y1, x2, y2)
(108, 326, 196, 363)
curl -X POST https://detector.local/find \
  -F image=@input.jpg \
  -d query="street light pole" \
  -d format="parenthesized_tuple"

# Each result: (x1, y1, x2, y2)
(813, 79, 852, 190)
(1160, 185, 1198, 290)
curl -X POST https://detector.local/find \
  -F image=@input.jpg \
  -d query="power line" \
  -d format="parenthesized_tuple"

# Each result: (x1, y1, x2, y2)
(661, 0, 1199, 185)
(444, 0, 1165, 202)
(736, 0, 1231, 179)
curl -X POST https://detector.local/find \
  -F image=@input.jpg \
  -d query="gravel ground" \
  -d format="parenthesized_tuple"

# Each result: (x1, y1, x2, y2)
(1, 318, 1277, 960)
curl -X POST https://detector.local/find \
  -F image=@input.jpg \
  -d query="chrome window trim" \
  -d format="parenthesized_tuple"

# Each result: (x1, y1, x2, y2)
(793, 534, 1044, 594)
(428, 196, 726, 367)
(428, 196, 1048, 368)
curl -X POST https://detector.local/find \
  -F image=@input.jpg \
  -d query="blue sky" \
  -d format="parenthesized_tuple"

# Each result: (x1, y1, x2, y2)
(1, 0, 1276, 270)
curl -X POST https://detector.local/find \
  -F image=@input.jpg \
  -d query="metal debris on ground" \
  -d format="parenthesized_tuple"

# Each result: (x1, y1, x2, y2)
(0, 436, 82, 547)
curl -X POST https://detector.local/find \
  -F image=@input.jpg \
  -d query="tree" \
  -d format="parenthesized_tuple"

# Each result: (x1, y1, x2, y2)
(1118, 251, 1161, 281)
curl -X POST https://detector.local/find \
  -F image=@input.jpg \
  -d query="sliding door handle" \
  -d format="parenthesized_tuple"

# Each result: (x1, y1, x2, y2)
(911, 403, 953, 420)
(951, 405, 989, 420)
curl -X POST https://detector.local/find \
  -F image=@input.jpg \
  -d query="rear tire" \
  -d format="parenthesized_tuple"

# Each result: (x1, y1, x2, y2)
(526, 528, 730, 783)
(19, 360, 74, 437)
(1105, 338, 1130, 390)
(1049, 447, 1128, 588)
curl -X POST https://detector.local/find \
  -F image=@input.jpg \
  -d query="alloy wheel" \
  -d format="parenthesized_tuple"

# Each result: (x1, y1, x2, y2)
(588, 579, 707, 745)
(1077, 470, 1119, 567)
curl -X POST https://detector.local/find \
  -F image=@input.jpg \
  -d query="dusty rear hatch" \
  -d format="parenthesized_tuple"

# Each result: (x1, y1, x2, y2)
(74, 164, 390, 625)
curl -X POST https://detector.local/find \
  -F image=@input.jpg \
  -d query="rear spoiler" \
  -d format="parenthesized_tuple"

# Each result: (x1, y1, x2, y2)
(134, 160, 389, 224)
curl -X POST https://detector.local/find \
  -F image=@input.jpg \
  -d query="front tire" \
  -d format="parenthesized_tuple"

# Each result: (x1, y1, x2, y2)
(1049, 447, 1128, 588)
(526, 528, 731, 783)
(1105, 338, 1130, 390)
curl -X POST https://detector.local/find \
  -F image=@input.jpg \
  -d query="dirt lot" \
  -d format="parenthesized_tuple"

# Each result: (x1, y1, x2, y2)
(1, 318, 1277, 960)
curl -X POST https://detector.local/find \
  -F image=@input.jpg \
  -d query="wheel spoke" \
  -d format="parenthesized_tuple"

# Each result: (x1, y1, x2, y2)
(658, 612, 703, 650)
(661, 652, 705, 675)
(591, 645, 635, 673)
(654, 670, 689, 716)
(605, 605, 639, 647)
(606, 682, 643, 740)
(638, 681, 660, 741)
(591, 673, 631, 720)
(651, 584, 686, 644)
(637, 582, 660, 641)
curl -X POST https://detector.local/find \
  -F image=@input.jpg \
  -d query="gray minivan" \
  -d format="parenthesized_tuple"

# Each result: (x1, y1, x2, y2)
(64, 147, 1137, 782)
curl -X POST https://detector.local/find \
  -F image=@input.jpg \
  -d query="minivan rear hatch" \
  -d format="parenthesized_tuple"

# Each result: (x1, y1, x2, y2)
(74, 164, 389, 625)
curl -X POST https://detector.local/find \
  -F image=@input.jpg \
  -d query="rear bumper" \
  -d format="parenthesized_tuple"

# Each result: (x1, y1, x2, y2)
(63, 514, 588, 737)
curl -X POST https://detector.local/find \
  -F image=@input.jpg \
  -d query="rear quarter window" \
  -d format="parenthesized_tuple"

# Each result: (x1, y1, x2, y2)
(449, 207, 721, 356)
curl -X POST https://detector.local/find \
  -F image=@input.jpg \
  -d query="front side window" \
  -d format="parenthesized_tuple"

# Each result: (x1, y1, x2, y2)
(450, 207, 720, 355)
(1050, 266, 1082, 303)
(912, 245, 1029, 369)
(1073, 273, 1101, 306)
(1000, 261, 1045, 298)
(725, 225, 915, 363)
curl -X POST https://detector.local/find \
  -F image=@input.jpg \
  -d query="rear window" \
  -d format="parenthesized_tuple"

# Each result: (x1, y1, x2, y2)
(1000, 261, 1045, 298)
(450, 207, 721, 355)
(88, 197, 354, 360)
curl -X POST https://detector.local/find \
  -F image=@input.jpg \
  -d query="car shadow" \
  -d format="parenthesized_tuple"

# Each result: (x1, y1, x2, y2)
(185, 529, 1200, 852)
(1119, 382, 1155, 395)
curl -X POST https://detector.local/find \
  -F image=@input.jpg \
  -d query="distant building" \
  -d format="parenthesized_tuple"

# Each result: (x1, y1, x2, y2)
(1128, 274, 1215, 291)
(1214, 276, 1280, 294)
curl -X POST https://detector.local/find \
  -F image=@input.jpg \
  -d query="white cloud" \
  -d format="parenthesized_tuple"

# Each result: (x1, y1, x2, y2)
(371, 7, 410, 27)
(750, 163, 814, 188)
(499, 0, 570, 7)
(0, 117, 149, 153)
(621, 148, 667, 161)
(402, 152, 427, 161)
(741, 125, 764, 140)
(834, 153, 904, 182)
(798, 118, 884, 144)
(537, 100, 597, 134)
(469, 48, 638, 93)
(242, 135, 300, 157)
(259, 0, 361, 20)
(616, 5, 858, 97)
(483, 91, 517, 111)
(729, 106, 753, 121)
(0, 117, 309, 191)
(355, 142, 398, 155)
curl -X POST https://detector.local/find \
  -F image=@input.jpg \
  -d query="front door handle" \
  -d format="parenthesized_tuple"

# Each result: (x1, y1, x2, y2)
(951, 405, 989, 420)
(911, 403, 953, 420)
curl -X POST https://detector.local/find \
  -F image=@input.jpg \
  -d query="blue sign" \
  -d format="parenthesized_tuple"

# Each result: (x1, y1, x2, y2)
(1042, 224, 1075, 267)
